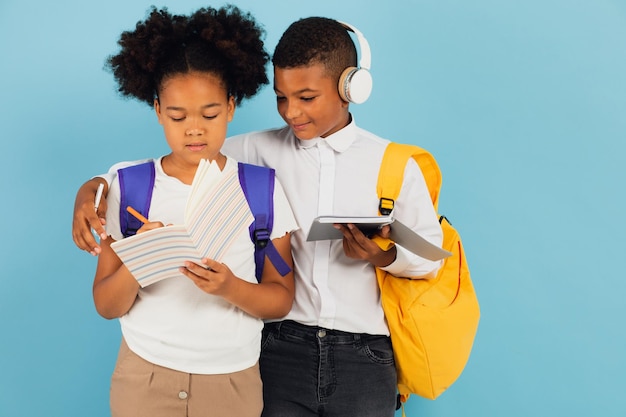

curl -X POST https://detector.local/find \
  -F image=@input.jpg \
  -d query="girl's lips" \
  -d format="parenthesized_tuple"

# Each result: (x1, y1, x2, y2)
(186, 143, 207, 152)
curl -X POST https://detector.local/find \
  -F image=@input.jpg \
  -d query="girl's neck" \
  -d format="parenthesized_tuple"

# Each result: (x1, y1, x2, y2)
(161, 153, 226, 185)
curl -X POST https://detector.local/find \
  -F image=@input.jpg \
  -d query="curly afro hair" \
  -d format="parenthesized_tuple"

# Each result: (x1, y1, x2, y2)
(272, 17, 357, 82)
(106, 5, 269, 106)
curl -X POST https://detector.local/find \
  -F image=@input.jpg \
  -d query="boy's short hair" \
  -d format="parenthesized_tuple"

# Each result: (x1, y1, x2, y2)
(272, 17, 357, 82)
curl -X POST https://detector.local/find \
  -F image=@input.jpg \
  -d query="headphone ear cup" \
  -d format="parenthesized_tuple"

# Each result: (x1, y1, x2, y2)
(338, 67, 357, 102)
(338, 66, 372, 104)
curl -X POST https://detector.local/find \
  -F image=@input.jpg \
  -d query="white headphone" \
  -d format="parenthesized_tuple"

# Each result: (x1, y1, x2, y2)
(337, 21, 373, 104)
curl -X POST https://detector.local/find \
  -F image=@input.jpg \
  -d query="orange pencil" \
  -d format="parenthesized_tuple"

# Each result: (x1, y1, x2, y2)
(126, 206, 149, 224)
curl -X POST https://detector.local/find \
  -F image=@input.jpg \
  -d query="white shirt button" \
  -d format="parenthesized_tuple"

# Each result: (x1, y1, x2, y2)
(178, 391, 188, 400)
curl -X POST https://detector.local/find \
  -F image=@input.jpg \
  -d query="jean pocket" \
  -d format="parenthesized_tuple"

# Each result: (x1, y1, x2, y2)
(361, 336, 395, 365)
(261, 327, 276, 351)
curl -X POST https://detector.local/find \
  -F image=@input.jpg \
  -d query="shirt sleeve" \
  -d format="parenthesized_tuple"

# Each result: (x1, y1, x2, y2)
(101, 159, 152, 241)
(378, 157, 443, 279)
(223, 134, 249, 163)
(94, 159, 152, 185)
(270, 177, 299, 239)
(104, 174, 123, 241)
(225, 135, 296, 237)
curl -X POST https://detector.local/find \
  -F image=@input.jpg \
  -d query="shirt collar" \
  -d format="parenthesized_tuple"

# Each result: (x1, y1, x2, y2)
(295, 115, 357, 153)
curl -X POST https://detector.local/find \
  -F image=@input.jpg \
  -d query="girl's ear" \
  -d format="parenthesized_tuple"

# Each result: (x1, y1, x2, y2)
(227, 95, 236, 122)
(154, 98, 163, 124)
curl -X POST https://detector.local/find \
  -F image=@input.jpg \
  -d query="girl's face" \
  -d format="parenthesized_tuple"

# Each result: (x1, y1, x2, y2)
(274, 63, 350, 140)
(154, 71, 234, 175)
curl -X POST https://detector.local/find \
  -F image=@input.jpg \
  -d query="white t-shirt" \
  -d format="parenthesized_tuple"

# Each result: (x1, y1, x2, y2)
(104, 156, 298, 374)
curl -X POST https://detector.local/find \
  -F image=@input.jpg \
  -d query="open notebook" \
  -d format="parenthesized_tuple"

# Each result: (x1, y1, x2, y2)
(307, 215, 451, 261)
(111, 159, 253, 287)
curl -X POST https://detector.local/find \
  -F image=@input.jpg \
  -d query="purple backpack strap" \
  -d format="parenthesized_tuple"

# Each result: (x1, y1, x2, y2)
(118, 161, 155, 237)
(238, 162, 291, 282)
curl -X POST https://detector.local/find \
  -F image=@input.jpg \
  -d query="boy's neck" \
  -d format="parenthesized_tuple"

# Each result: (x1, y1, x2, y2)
(319, 112, 352, 139)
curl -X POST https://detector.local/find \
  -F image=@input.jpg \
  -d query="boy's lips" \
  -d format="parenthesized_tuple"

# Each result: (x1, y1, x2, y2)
(291, 121, 309, 131)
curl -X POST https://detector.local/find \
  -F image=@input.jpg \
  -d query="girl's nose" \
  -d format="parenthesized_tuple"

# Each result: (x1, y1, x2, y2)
(186, 127, 204, 136)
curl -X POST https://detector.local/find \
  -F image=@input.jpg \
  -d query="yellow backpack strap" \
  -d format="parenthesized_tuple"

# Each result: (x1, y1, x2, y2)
(374, 142, 446, 407)
(377, 142, 442, 212)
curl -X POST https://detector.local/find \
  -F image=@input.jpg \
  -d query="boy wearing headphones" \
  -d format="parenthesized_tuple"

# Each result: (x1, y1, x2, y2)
(73, 17, 442, 417)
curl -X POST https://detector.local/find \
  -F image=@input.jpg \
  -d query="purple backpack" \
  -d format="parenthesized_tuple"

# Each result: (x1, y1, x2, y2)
(118, 161, 291, 282)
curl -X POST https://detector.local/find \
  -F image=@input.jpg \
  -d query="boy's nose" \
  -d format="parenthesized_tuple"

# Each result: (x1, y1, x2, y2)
(284, 101, 302, 119)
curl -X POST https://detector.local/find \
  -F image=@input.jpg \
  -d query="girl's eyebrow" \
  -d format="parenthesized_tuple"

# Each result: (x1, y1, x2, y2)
(165, 103, 222, 111)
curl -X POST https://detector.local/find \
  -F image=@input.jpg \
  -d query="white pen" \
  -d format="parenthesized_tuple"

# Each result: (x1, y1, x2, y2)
(94, 183, 105, 211)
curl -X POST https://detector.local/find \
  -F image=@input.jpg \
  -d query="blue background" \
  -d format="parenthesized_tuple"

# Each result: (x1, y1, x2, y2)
(1, 0, 625, 416)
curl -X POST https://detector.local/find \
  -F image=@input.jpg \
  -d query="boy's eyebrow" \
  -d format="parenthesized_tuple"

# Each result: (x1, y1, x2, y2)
(273, 87, 319, 95)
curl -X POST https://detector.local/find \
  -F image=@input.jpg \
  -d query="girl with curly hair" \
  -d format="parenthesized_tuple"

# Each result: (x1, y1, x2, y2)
(91, 6, 296, 417)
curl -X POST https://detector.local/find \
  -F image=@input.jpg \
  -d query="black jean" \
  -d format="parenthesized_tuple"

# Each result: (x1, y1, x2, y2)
(260, 320, 397, 417)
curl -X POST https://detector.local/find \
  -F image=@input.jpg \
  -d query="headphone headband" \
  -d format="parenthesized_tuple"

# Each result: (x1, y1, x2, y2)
(337, 21, 371, 71)
(336, 20, 373, 104)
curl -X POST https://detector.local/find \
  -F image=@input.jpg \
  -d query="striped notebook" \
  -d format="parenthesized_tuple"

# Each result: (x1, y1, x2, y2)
(111, 159, 253, 287)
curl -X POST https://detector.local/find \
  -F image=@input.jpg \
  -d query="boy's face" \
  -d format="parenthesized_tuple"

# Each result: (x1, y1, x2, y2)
(274, 63, 350, 140)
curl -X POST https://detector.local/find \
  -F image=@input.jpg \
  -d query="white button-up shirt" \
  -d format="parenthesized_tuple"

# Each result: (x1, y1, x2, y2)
(223, 119, 443, 335)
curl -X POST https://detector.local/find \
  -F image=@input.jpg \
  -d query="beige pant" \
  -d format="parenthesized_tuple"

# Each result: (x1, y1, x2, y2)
(110, 339, 263, 417)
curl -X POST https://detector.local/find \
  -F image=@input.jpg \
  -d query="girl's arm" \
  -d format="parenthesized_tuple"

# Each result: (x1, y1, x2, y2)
(92, 236, 140, 319)
(180, 233, 295, 319)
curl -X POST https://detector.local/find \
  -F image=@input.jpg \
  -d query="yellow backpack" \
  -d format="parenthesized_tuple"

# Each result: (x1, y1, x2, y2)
(373, 142, 480, 406)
